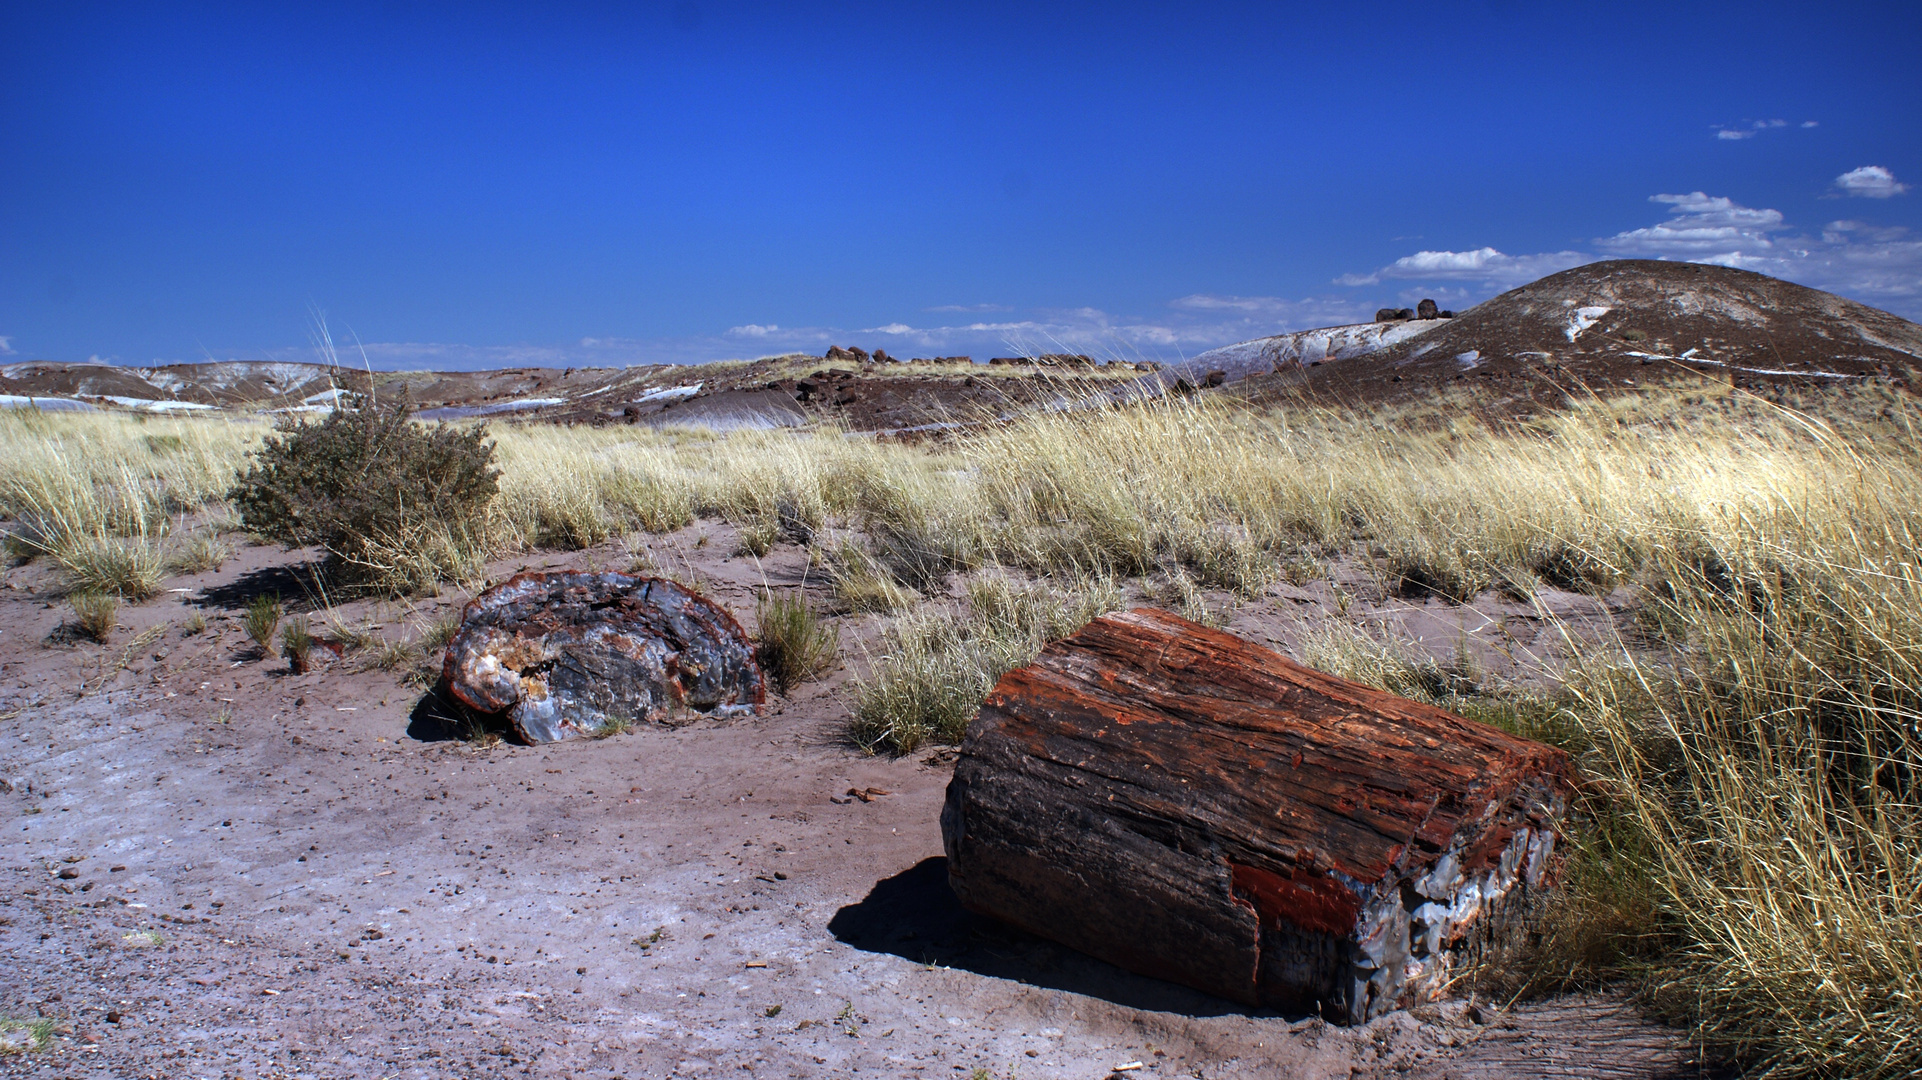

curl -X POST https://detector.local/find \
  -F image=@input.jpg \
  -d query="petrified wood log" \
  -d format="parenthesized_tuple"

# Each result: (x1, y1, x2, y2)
(443, 572, 764, 743)
(941, 608, 1571, 1023)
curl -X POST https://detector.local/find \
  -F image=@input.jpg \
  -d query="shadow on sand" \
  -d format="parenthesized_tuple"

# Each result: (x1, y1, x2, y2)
(828, 856, 1268, 1018)
(194, 562, 321, 612)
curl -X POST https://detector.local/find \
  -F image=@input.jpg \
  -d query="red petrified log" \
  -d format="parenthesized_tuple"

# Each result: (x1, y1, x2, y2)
(941, 608, 1571, 1023)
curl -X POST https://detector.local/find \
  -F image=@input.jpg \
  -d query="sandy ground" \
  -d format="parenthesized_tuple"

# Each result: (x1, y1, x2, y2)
(0, 525, 1700, 1079)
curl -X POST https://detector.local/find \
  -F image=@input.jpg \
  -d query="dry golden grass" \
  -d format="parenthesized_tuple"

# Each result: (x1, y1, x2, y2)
(3, 383, 1919, 1074)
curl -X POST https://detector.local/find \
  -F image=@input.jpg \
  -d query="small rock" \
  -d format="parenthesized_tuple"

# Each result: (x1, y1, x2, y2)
(57, 867, 79, 880)
(1417, 298, 1440, 320)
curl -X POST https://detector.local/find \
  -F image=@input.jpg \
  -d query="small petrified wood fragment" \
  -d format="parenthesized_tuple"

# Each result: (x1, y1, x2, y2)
(941, 608, 1571, 1023)
(443, 572, 764, 743)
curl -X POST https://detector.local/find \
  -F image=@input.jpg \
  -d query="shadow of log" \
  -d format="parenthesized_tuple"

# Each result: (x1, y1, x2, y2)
(405, 680, 472, 737)
(828, 857, 1272, 1018)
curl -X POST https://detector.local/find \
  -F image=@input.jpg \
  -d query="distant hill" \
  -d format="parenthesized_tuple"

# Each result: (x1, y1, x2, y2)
(1261, 260, 1922, 406)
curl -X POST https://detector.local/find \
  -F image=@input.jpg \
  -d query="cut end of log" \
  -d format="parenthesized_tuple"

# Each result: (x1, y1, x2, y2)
(941, 607, 1571, 1023)
(443, 571, 765, 743)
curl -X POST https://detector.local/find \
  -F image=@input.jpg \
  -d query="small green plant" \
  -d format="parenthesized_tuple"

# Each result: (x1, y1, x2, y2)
(281, 617, 315, 673)
(755, 588, 839, 695)
(245, 594, 282, 657)
(69, 591, 117, 643)
(0, 1016, 54, 1055)
(764, 1005, 782, 1018)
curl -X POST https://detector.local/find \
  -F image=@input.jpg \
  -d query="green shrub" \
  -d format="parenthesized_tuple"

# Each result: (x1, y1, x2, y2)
(228, 394, 499, 588)
(755, 588, 839, 695)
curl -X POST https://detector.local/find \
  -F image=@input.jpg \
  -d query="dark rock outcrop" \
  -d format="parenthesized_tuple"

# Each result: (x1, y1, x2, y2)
(1417, 299, 1440, 320)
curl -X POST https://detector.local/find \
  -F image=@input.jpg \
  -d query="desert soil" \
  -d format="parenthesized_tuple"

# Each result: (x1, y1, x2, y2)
(0, 522, 1700, 1079)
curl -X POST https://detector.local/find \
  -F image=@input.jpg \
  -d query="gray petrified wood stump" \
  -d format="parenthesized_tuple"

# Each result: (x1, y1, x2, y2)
(941, 607, 1571, 1023)
(443, 571, 764, 743)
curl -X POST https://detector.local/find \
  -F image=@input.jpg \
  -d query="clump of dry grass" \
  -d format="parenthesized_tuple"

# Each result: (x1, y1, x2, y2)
(754, 588, 839, 695)
(851, 573, 1119, 754)
(68, 592, 119, 644)
(0, 410, 259, 594)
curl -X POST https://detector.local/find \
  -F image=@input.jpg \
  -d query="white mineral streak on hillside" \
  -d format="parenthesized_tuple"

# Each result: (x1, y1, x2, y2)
(135, 369, 187, 394)
(1565, 306, 1611, 341)
(635, 383, 702, 404)
(99, 396, 220, 411)
(1104, 320, 1443, 405)
(0, 394, 95, 411)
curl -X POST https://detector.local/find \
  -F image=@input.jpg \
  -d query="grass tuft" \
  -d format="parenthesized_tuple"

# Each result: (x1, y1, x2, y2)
(281, 617, 315, 674)
(68, 592, 118, 644)
(58, 536, 165, 600)
(755, 588, 839, 695)
(851, 574, 1118, 754)
(244, 594, 282, 657)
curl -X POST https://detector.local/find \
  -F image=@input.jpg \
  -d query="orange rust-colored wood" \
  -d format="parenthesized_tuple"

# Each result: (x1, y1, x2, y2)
(940, 608, 1571, 1022)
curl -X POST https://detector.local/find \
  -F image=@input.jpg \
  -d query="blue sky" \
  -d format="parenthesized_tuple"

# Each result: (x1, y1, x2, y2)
(3, 1, 1919, 370)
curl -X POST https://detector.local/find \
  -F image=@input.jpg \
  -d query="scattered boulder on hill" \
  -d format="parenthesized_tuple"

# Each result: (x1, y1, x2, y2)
(443, 572, 764, 743)
(1416, 299, 1440, 320)
(942, 607, 1572, 1023)
(1375, 307, 1416, 322)
(824, 345, 873, 362)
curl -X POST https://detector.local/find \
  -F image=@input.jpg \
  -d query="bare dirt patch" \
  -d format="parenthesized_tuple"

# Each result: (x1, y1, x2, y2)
(0, 528, 1696, 1078)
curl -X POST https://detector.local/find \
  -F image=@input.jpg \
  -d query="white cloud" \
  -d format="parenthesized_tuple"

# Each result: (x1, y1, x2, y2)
(1334, 191, 1922, 320)
(1835, 166, 1909, 199)
(864, 323, 916, 335)
(726, 323, 781, 336)
(0, 336, 12, 355)
(1596, 192, 1788, 260)
(1713, 118, 1811, 140)
(1334, 247, 1591, 291)
(924, 303, 1012, 313)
